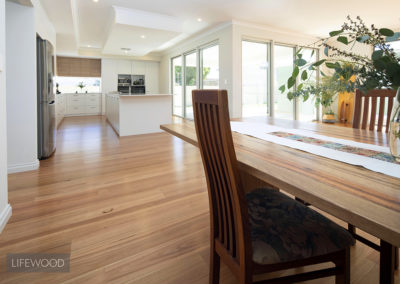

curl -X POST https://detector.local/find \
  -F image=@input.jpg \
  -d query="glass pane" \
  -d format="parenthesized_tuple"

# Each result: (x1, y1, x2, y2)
(172, 56, 183, 116)
(242, 41, 268, 117)
(54, 77, 101, 93)
(185, 52, 197, 119)
(387, 40, 400, 56)
(201, 45, 219, 89)
(298, 48, 318, 121)
(274, 45, 294, 120)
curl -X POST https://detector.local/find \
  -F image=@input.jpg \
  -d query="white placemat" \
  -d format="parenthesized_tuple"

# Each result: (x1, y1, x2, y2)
(230, 121, 400, 179)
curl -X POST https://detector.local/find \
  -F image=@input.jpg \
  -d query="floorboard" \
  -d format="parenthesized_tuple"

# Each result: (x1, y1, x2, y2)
(0, 115, 398, 283)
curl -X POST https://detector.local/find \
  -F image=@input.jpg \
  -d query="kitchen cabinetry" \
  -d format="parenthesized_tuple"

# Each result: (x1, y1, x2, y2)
(117, 59, 132, 74)
(55, 94, 65, 128)
(145, 62, 159, 94)
(101, 59, 118, 94)
(105, 93, 172, 136)
(132, 61, 146, 75)
(101, 59, 159, 95)
(65, 93, 102, 116)
(105, 93, 120, 133)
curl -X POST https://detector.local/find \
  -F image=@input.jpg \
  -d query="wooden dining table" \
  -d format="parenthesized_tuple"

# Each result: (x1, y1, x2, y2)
(161, 116, 400, 284)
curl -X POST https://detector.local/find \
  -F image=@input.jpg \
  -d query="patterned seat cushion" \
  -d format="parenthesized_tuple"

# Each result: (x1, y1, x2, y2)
(246, 188, 355, 265)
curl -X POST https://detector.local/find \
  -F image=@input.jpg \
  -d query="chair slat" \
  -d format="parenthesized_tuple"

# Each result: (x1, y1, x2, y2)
(204, 104, 229, 247)
(361, 96, 370, 129)
(196, 103, 223, 241)
(352, 90, 362, 129)
(369, 97, 377, 131)
(353, 89, 396, 132)
(386, 97, 394, 133)
(377, 97, 385, 132)
(213, 104, 236, 256)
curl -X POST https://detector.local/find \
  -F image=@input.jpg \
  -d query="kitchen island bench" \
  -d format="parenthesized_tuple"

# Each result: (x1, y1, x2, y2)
(105, 92, 172, 136)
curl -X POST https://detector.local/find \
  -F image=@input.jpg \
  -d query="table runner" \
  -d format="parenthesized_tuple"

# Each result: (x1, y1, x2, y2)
(230, 121, 400, 178)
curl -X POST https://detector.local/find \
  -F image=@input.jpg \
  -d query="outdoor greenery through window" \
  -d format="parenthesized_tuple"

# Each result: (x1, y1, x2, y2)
(55, 77, 101, 94)
(243, 40, 319, 121)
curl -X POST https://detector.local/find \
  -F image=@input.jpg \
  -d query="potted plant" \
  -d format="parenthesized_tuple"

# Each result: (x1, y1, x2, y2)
(279, 16, 400, 160)
(77, 81, 86, 93)
(283, 62, 355, 122)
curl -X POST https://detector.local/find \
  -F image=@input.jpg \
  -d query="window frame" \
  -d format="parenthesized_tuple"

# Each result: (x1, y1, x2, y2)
(170, 41, 219, 119)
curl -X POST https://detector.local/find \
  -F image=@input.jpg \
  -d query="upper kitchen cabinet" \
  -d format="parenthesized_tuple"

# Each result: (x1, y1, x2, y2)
(117, 59, 132, 75)
(101, 59, 159, 94)
(145, 62, 159, 94)
(101, 59, 118, 94)
(132, 61, 146, 75)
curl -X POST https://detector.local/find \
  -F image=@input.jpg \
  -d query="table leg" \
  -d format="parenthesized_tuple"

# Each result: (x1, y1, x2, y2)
(380, 240, 395, 284)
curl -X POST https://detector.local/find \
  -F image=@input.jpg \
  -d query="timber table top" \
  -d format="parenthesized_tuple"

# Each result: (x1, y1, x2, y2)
(161, 116, 400, 247)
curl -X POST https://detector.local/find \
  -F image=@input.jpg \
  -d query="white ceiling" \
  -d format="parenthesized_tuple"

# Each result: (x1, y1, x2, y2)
(39, 0, 400, 58)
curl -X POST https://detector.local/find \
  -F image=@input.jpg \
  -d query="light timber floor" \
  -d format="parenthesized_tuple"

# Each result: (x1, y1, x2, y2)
(0, 115, 398, 284)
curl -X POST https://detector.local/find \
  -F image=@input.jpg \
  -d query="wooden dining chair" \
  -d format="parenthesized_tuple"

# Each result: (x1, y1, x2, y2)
(352, 89, 397, 132)
(192, 89, 354, 284)
(350, 88, 399, 269)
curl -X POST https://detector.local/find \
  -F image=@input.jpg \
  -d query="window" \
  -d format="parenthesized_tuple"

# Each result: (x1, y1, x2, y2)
(298, 47, 318, 121)
(172, 56, 183, 117)
(274, 45, 295, 120)
(241, 42, 319, 120)
(201, 45, 219, 89)
(242, 41, 269, 117)
(55, 77, 101, 93)
(171, 42, 219, 119)
(184, 52, 197, 119)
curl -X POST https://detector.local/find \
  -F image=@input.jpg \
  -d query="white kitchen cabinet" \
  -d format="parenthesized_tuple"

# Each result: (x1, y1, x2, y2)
(55, 93, 65, 128)
(132, 60, 146, 75)
(65, 93, 102, 116)
(101, 58, 118, 94)
(145, 62, 159, 94)
(117, 59, 132, 75)
(101, 59, 159, 95)
(105, 93, 120, 133)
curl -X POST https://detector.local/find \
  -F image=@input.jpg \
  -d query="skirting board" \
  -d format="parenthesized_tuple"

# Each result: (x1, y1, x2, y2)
(8, 159, 39, 174)
(0, 204, 12, 234)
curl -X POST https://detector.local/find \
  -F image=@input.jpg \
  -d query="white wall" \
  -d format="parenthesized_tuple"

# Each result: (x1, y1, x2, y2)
(6, 1, 38, 173)
(0, 0, 12, 234)
(159, 21, 318, 118)
(31, 0, 56, 48)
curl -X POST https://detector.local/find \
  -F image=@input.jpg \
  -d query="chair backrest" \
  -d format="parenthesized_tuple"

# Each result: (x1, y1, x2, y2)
(192, 89, 251, 264)
(352, 89, 397, 132)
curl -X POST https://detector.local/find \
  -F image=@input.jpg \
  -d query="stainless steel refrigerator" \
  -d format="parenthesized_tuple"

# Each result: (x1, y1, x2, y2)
(37, 36, 56, 159)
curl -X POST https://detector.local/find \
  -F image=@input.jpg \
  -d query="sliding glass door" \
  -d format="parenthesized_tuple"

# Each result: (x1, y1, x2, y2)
(184, 52, 197, 119)
(171, 42, 219, 119)
(242, 41, 269, 117)
(201, 44, 219, 89)
(298, 48, 318, 121)
(172, 56, 183, 117)
(274, 45, 295, 120)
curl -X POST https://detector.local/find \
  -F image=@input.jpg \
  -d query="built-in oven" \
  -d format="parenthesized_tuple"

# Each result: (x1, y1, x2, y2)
(118, 85, 130, 93)
(131, 86, 145, 94)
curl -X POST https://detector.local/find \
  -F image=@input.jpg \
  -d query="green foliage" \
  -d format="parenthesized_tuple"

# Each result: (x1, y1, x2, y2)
(77, 82, 86, 89)
(174, 66, 182, 85)
(278, 15, 400, 106)
(337, 36, 349, 45)
(202, 67, 211, 80)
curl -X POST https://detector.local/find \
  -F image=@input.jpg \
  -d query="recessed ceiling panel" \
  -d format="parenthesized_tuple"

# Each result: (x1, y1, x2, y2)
(103, 24, 180, 56)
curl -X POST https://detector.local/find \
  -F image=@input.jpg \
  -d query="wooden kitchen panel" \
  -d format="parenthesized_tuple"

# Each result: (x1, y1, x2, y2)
(57, 56, 101, 77)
